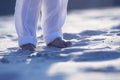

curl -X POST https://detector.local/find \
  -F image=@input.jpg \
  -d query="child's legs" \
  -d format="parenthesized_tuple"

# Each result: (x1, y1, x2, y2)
(15, 0, 41, 46)
(41, 0, 68, 44)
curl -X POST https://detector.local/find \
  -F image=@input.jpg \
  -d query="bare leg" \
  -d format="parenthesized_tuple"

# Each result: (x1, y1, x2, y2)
(15, 0, 41, 47)
(41, 0, 71, 48)
(15, 0, 41, 51)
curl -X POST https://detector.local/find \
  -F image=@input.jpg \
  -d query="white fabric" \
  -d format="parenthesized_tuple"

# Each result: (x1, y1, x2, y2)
(15, 0, 68, 46)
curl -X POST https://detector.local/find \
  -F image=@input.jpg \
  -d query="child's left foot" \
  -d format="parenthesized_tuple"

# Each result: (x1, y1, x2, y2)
(47, 37, 72, 48)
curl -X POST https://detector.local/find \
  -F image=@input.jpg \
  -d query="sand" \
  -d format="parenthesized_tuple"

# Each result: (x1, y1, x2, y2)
(0, 7, 120, 80)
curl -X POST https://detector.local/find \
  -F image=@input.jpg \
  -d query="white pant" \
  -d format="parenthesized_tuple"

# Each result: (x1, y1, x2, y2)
(15, 0, 68, 46)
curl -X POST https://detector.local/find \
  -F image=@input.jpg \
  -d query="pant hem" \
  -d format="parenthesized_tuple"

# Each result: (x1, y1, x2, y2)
(44, 32, 63, 44)
(18, 36, 37, 46)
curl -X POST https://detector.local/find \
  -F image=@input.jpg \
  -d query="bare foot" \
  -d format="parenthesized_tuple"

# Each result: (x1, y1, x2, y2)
(20, 43, 36, 51)
(47, 37, 72, 48)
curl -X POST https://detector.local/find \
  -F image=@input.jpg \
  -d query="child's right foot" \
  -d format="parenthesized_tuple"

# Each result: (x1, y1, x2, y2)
(20, 43, 36, 51)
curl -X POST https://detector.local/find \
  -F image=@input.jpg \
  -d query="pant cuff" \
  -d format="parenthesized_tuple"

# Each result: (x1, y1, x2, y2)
(18, 36, 37, 46)
(44, 32, 63, 44)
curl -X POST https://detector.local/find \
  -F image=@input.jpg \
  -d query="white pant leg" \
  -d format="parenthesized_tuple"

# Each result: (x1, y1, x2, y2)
(15, 0, 41, 46)
(41, 0, 68, 44)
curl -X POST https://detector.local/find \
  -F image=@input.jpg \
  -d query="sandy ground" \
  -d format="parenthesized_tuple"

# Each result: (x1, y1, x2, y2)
(0, 7, 120, 80)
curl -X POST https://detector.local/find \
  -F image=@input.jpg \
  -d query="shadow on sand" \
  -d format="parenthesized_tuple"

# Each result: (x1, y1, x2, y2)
(0, 25, 120, 80)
